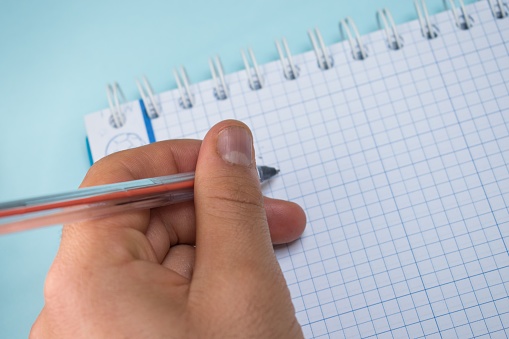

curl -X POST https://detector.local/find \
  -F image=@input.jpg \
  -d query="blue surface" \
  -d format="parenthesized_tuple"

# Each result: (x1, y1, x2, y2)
(0, 0, 477, 337)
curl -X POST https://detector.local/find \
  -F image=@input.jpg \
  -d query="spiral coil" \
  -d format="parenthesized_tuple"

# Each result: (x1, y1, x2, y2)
(414, 0, 439, 39)
(136, 76, 160, 119)
(241, 48, 263, 90)
(443, 0, 473, 30)
(377, 8, 403, 50)
(308, 27, 333, 70)
(105, 1, 507, 123)
(275, 37, 299, 80)
(106, 82, 127, 128)
(173, 66, 194, 109)
(209, 56, 229, 100)
(340, 17, 368, 60)
(487, 0, 508, 18)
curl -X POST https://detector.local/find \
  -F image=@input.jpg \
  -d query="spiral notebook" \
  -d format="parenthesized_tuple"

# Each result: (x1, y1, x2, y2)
(85, 1, 508, 337)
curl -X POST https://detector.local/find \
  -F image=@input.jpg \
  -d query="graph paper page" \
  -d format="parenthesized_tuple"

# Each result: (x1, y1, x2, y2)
(85, 1, 508, 337)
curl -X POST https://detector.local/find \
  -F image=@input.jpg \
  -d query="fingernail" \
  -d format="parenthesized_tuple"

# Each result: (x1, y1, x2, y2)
(217, 126, 253, 166)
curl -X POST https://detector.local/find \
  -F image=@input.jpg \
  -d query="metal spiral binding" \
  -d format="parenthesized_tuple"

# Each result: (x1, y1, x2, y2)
(339, 17, 368, 60)
(241, 48, 263, 90)
(377, 8, 403, 50)
(124, 1, 504, 113)
(136, 76, 160, 119)
(209, 56, 229, 100)
(275, 37, 299, 80)
(106, 82, 127, 128)
(308, 28, 333, 70)
(414, 0, 439, 39)
(443, 0, 473, 29)
(173, 66, 195, 109)
(487, 0, 508, 19)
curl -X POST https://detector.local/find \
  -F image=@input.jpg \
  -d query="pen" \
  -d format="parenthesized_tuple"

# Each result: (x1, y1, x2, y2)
(0, 165, 279, 235)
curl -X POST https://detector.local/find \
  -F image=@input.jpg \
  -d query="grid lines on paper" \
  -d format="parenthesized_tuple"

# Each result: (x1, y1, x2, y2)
(472, 1, 509, 244)
(132, 1, 509, 338)
(286, 1, 504, 333)
(151, 46, 509, 157)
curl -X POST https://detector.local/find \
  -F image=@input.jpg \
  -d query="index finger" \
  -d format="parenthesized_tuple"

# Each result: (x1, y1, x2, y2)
(82, 139, 201, 188)
(61, 137, 304, 264)
(57, 140, 202, 264)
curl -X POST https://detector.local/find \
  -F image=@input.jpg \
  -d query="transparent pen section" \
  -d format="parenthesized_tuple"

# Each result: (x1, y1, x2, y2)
(0, 188, 195, 235)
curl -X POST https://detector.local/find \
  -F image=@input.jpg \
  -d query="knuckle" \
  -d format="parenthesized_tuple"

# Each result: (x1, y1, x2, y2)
(202, 177, 265, 216)
(201, 173, 264, 209)
(197, 174, 270, 235)
(205, 198, 266, 229)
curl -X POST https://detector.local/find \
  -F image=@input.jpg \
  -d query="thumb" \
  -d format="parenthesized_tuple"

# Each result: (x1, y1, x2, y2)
(193, 120, 278, 279)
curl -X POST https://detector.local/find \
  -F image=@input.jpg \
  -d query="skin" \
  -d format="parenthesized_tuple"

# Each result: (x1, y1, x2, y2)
(31, 120, 307, 338)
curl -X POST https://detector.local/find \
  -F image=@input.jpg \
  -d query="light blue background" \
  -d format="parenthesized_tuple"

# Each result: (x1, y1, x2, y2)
(0, 0, 477, 337)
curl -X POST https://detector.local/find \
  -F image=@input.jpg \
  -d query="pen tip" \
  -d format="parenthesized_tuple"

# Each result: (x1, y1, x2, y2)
(258, 165, 280, 182)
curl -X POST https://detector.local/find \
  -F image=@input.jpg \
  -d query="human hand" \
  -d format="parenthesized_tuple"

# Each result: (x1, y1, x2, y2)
(31, 120, 306, 338)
